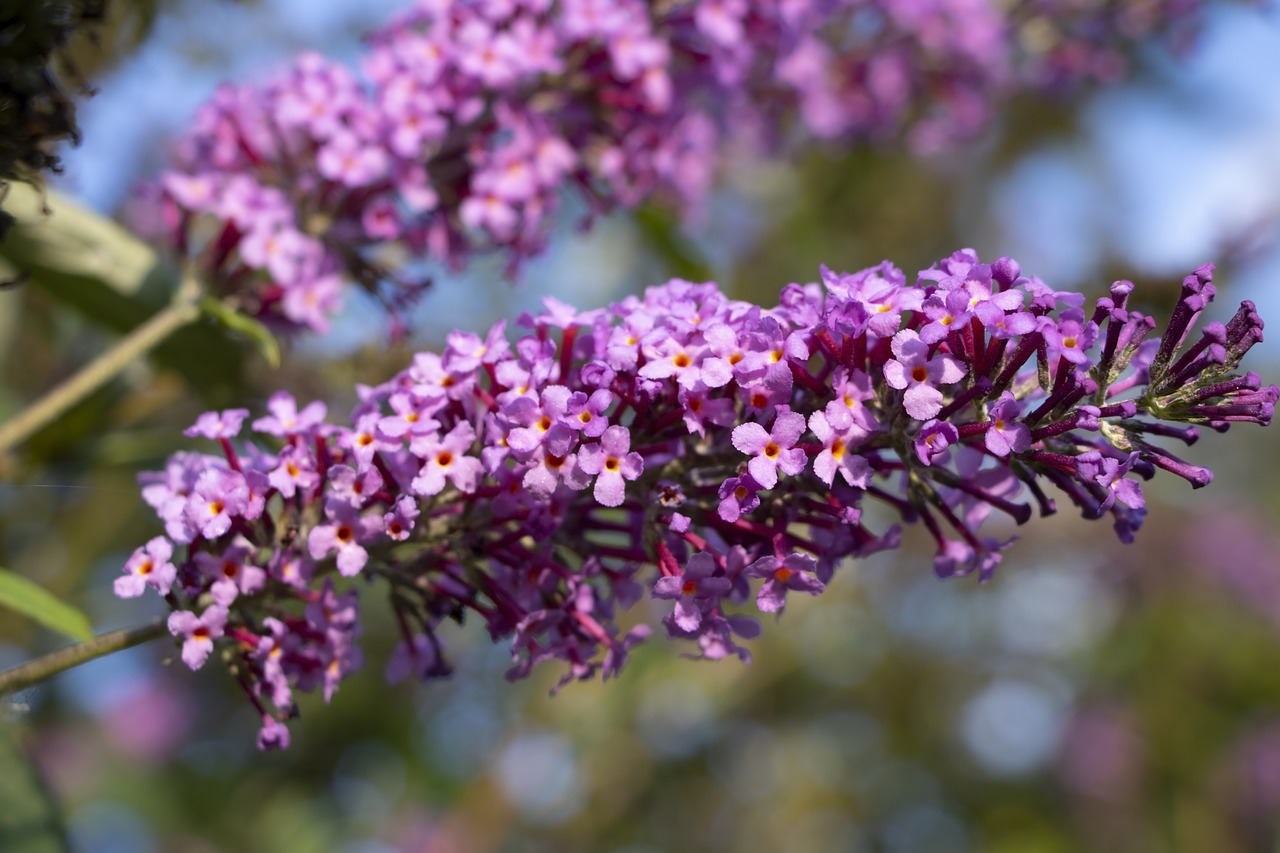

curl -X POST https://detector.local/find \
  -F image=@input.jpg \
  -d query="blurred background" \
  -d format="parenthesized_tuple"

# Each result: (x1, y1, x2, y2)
(2, 1, 1280, 851)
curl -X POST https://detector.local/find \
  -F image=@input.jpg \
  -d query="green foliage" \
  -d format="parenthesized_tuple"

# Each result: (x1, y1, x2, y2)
(0, 183, 248, 401)
(0, 567, 93, 642)
(0, 725, 71, 853)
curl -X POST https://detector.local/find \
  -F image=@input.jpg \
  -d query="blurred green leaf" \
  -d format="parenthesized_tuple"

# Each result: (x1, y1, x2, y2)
(201, 297, 281, 369)
(633, 204, 714, 281)
(0, 724, 70, 853)
(0, 183, 247, 402)
(0, 567, 93, 642)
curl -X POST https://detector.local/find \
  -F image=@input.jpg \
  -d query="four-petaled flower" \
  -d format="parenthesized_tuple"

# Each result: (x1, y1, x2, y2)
(578, 425, 644, 507)
(882, 329, 967, 420)
(651, 552, 732, 633)
(114, 537, 177, 598)
(744, 553, 825, 613)
(168, 605, 229, 670)
(731, 407, 807, 489)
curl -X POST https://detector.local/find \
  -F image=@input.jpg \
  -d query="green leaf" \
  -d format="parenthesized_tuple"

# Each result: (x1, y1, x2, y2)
(0, 183, 247, 400)
(632, 204, 715, 282)
(0, 568, 93, 642)
(200, 296, 281, 369)
(0, 724, 71, 853)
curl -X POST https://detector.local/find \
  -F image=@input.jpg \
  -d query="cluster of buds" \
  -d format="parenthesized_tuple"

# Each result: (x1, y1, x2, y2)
(116, 250, 1275, 748)
(134, 0, 1208, 333)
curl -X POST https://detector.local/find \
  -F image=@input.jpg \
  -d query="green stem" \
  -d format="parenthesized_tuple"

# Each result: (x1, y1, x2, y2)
(0, 273, 202, 455)
(0, 619, 168, 696)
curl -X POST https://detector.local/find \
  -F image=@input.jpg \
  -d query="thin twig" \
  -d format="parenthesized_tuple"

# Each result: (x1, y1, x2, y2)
(0, 619, 168, 696)
(0, 274, 202, 454)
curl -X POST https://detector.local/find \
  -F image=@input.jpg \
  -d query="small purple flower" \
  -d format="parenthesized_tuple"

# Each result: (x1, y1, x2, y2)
(185, 470, 248, 541)
(578, 425, 644, 507)
(745, 552, 826, 613)
(308, 505, 377, 576)
(267, 445, 320, 499)
(808, 404, 871, 487)
(168, 605, 228, 670)
(326, 464, 384, 510)
(185, 409, 250, 440)
(1040, 309, 1098, 365)
(914, 420, 960, 467)
(383, 495, 420, 541)
(730, 408, 807, 490)
(562, 388, 613, 437)
(984, 392, 1032, 456)
(114, 537, 177, 598)
(1077, 450, 1146, 513)
(252, 391, 327, 436)
(882, 329, 967, 420)
(196, 541, 267, 607)
(410, 422, 483, 496)
(652, 552, 732, 633)
(256, 716, 291, 751)
(717, 474, 763, 522)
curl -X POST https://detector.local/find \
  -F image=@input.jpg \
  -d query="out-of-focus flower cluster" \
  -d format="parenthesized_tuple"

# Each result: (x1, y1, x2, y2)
(136, 0, 1208, 333)
(117, 249, 1275, 748)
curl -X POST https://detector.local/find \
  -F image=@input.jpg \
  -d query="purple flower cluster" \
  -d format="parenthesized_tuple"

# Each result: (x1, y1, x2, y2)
(136, 0, 1207, 333)
(119, 250, 1274, 748)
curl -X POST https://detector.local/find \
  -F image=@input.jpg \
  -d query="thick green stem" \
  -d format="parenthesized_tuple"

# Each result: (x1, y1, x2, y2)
(0, 619, 168, 696)
(0, 274, 202, 455)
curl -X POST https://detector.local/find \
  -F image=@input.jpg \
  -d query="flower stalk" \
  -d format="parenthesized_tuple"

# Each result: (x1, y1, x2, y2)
(0, 619, 167, 696)
(0, 272, 203, 455)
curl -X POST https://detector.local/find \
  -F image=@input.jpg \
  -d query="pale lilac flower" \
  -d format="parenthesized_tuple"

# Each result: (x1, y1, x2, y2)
(185, 409, 250, 440)
(745, 553, 826, 613)
(578, 425, 644, 507)
(114, 537, 177, 598)
(252, 391, 327, 436)
(652, 552, 732, 633)
(168, 606, 228, 670)
(882, 329, 967, 420)
(984, 392, 1032, 456)
(410, 422, 483, 496)
(731, 408, 808, 489)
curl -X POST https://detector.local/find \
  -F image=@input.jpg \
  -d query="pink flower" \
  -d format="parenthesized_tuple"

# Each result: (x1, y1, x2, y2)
(168, 606, 228, 670)
(578, 425, 643, 507)
(882, 329, 967, 420)
(731, 408, 807, 489)
(114, 537, 177, 598)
